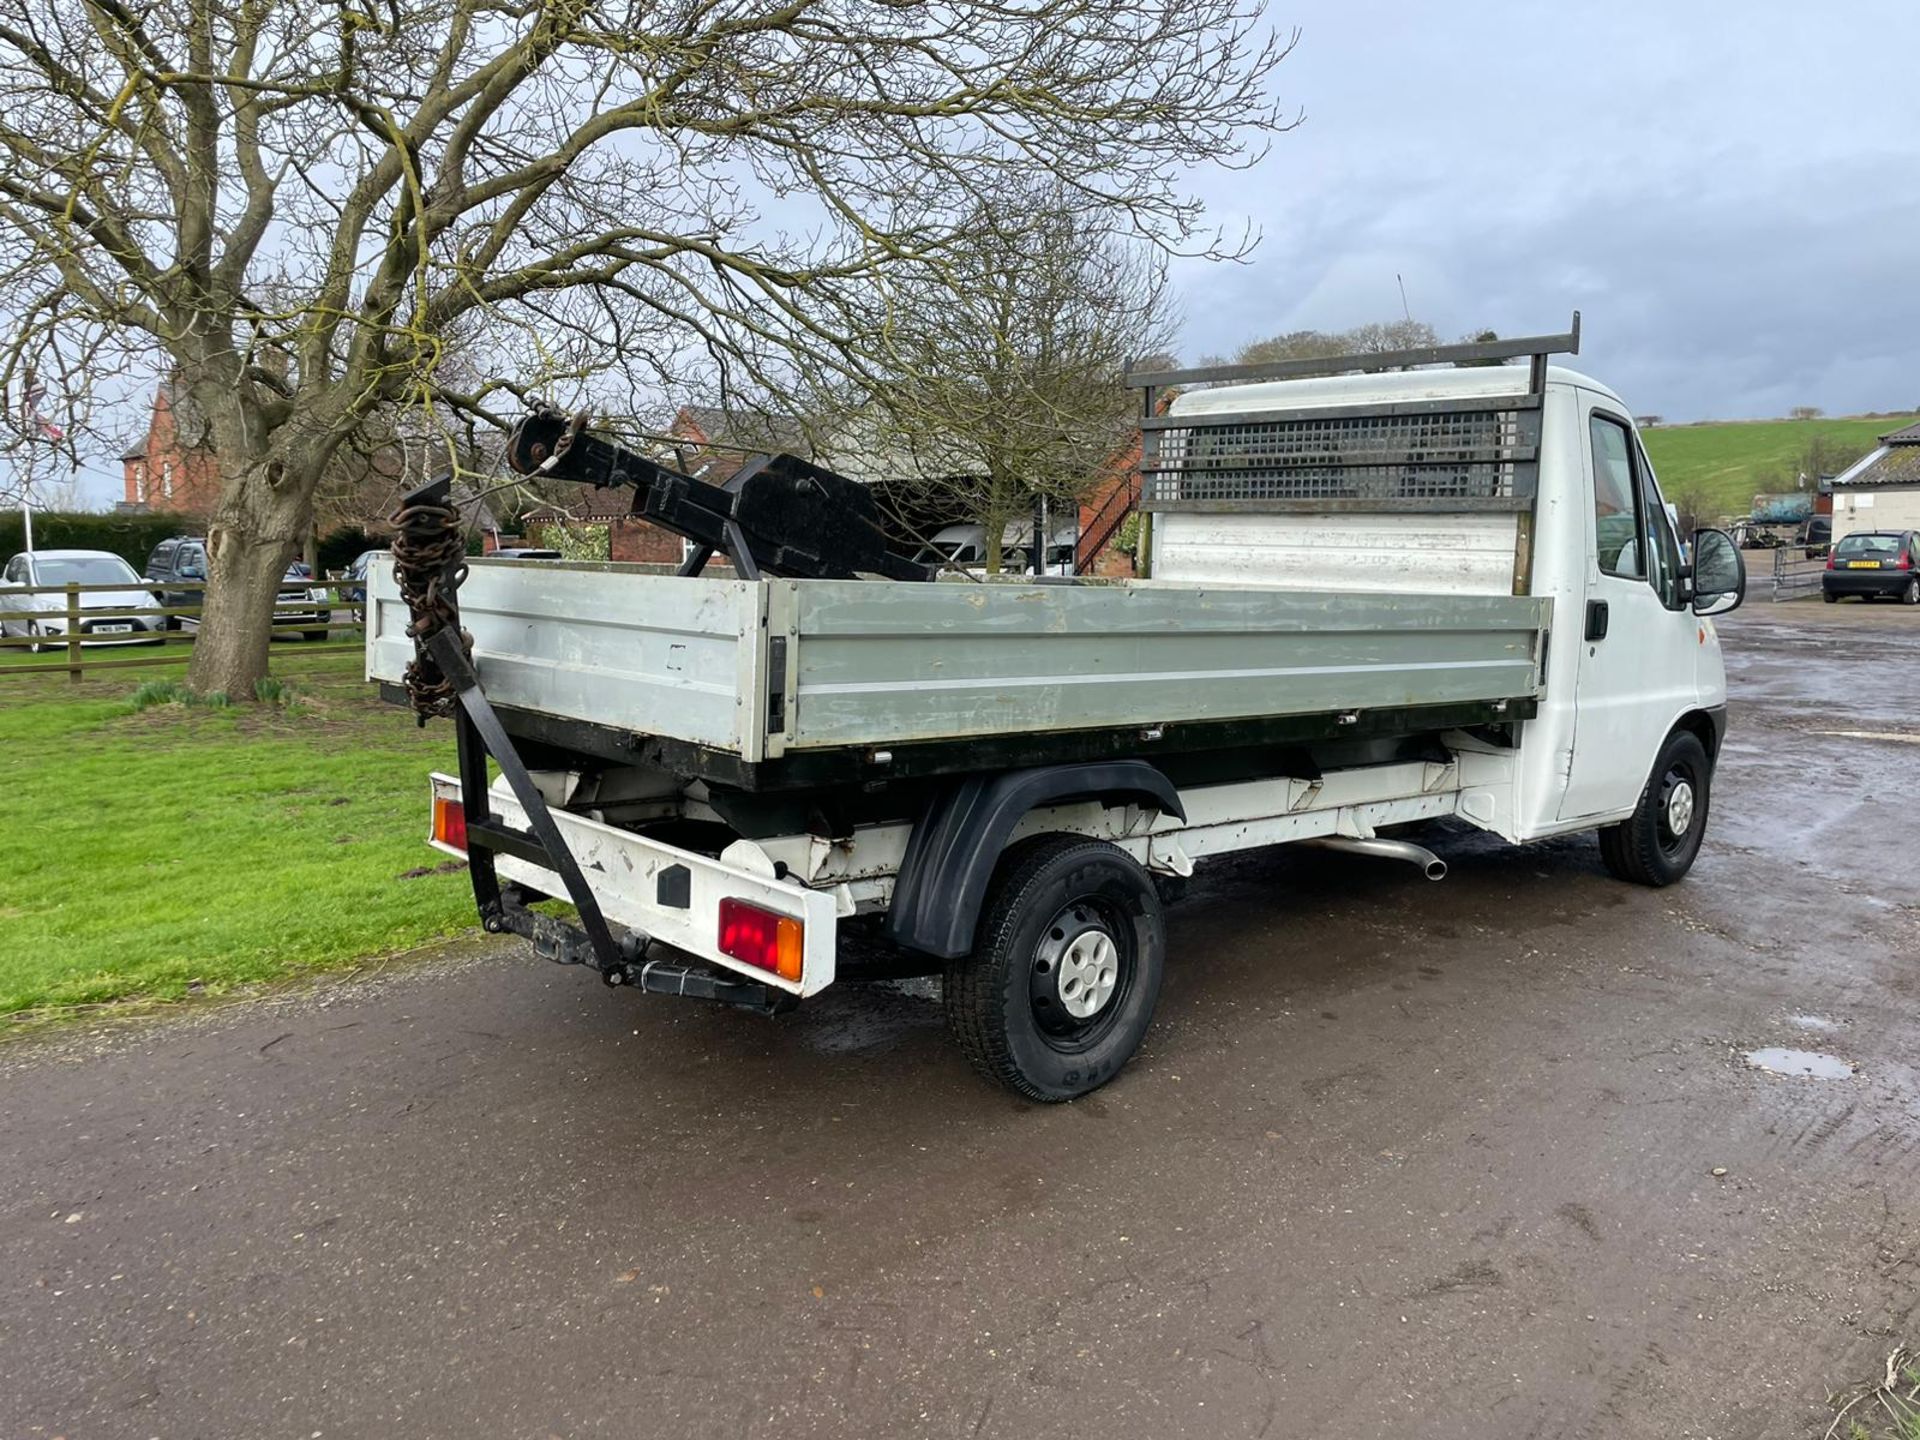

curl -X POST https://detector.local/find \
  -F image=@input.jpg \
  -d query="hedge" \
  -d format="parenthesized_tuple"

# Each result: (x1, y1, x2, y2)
(0, 513, 377, 576)
(0, 511, 189, 570)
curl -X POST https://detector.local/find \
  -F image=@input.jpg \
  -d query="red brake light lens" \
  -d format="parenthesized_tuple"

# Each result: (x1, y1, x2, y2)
(718, 898, 803, 982)
(431, 795, 467, 852)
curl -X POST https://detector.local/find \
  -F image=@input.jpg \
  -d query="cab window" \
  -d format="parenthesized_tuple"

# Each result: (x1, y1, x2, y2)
(1590, 415, 1643, 579)
(1634, 438, 1684, 608)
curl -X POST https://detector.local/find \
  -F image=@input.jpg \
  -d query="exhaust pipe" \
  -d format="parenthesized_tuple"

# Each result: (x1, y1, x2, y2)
(1302, 836, 1447, 881)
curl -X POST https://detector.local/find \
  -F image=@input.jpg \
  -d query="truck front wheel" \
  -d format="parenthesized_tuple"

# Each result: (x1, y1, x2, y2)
(944, 835, 1165, 1102)
(1598, 729, 1712, 887)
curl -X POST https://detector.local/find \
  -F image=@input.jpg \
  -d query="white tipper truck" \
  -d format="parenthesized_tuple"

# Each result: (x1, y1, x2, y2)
(367, 317, 1747, 1100)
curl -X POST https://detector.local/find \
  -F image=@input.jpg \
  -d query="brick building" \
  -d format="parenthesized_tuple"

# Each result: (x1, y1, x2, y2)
(118, 380, 221, 515)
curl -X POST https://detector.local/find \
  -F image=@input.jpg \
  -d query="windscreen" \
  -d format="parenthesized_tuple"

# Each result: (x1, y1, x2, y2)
(1834, 533, 1902, 559)
(34, 556, 140, 586)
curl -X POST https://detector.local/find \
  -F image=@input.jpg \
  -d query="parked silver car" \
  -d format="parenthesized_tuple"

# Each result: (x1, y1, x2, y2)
(0, 549, 166, 650)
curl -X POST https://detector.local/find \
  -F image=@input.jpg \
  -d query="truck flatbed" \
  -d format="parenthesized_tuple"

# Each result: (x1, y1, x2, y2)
(366, 561, 1550, 789)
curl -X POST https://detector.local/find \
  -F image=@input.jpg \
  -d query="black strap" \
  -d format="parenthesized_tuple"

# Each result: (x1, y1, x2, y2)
(425, 627, 622, 967)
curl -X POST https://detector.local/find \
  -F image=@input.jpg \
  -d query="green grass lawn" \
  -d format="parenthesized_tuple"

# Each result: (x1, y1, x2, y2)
(0, 649, 478, 1018)
(1642, 414, 1916, 522)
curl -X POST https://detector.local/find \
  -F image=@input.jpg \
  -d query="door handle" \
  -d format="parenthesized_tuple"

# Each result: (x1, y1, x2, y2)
(1585, 599, 1610, 641)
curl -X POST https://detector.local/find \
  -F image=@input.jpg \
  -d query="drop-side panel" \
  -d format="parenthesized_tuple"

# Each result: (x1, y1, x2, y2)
(366, 558, 764, 755)
(784, 580, 1550, 750)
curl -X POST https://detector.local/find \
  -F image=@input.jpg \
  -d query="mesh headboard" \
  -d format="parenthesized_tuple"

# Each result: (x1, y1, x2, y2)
(1141, 395, 1542, 514)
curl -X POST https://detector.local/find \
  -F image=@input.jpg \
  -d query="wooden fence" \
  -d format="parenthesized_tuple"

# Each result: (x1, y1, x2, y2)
(0, 578, 364, 682)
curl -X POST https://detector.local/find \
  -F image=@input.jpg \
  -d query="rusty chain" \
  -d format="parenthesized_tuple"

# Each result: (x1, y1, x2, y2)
(389, 490, 471, 724)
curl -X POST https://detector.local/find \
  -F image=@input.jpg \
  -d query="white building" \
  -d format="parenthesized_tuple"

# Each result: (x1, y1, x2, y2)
(1831, 421, 1920, 541)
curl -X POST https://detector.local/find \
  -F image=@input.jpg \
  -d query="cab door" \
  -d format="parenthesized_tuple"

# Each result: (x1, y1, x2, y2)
(1557, 399, 1699, 821)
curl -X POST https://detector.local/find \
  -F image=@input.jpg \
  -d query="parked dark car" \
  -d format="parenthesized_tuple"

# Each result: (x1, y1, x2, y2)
(1802, 515, 1831, 558)
(337, 550, 382, 622)
(143, 538, 334, 639)
(1822, 530, 1919, 604)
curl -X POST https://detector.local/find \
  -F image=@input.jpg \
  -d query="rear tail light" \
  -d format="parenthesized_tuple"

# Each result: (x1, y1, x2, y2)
(1825, 554, 1838, 570)
(718, 898, 803, 982)
(431, 795, 468, 853)
(1897, 551, 1913, 570)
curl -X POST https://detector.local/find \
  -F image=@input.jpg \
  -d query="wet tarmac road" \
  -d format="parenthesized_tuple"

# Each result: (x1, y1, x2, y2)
(3, 602, 1916, 1439)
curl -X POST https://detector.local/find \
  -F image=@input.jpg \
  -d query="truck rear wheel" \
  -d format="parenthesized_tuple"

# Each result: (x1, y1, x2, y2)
(1598, 729, 1711, 887)
(944, 835, 1165, 1102)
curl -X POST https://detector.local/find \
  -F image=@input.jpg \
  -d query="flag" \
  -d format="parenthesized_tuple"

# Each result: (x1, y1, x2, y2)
(21, 371, 64, 442)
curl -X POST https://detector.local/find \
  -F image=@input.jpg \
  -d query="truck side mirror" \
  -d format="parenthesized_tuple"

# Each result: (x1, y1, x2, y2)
(1690, 528, 1746, 615)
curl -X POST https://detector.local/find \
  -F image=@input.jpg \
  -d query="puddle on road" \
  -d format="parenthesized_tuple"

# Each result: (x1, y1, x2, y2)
(1746, 1047, 1855, 1079)
(796, 977, 942, 1055)
(1811, 729, 1920, 745)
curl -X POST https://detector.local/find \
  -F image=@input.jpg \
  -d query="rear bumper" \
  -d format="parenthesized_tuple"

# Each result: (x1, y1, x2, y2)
(428, 774, 838, 996)
(1823, 570, 1912, 597)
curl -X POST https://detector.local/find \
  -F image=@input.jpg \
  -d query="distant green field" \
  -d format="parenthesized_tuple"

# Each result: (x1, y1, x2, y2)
(1641, 414, 1916, 522)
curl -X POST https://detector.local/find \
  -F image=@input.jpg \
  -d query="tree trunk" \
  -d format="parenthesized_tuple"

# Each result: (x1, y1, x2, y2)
(185, 476, 309, 698)
(982, 469, 1014, 575)
(983, 520, 1004, 575)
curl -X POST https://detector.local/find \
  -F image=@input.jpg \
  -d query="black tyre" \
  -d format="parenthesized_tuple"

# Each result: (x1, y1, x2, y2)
(1822, 590, 1838, 603)
(944, 834, 1165, 1102)
(1598, 729, 1712, 887)
(1902, 577, 1919, 606)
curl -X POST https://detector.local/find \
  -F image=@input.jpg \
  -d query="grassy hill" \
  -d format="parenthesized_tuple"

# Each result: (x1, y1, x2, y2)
(1641, 414, 1916, 522)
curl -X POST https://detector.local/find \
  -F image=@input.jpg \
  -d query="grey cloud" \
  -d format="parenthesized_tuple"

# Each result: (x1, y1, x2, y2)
(1171, 0, 1920, 420)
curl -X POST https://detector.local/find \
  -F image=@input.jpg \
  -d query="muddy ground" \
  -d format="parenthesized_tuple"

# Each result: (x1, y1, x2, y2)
(2, 600, 1916, 1439)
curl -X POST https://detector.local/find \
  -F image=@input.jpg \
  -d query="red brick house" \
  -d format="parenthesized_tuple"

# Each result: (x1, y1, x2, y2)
(119, 380, 221, 515)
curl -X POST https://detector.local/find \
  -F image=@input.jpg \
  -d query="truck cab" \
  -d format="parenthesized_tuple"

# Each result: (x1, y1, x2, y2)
(1144, 360, 1739, 861)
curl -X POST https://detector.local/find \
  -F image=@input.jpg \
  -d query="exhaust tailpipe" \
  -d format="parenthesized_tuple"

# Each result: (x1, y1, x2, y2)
(1303, 836, 1447, 881)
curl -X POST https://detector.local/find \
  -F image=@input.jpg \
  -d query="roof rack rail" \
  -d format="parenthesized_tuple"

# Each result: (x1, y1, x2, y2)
(1126, 311, 1581, 396)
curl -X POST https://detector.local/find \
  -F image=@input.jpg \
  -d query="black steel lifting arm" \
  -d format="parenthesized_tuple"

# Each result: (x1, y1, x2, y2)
(504, 404, 929, 583)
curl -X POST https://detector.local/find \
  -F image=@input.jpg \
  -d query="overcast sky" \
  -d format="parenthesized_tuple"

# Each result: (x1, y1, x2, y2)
(60, 0, 1920, 508)
(1174, 1, 1920, 422)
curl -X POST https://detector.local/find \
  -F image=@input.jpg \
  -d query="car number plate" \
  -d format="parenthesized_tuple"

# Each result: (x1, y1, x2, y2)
(1847, 561, 1880, 569)
(96, 623, 134, 633)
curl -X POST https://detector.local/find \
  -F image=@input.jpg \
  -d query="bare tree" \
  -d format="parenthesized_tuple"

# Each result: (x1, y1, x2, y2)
(1214, 319, 1442, 369)
(842, 190, 1177, 574)
(0, 0, 1292, 695)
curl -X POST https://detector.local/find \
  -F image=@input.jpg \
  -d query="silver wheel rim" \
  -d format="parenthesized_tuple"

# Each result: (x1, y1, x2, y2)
(1666, 780, 1695, 837)
(1049, 927, 1119, 1019)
